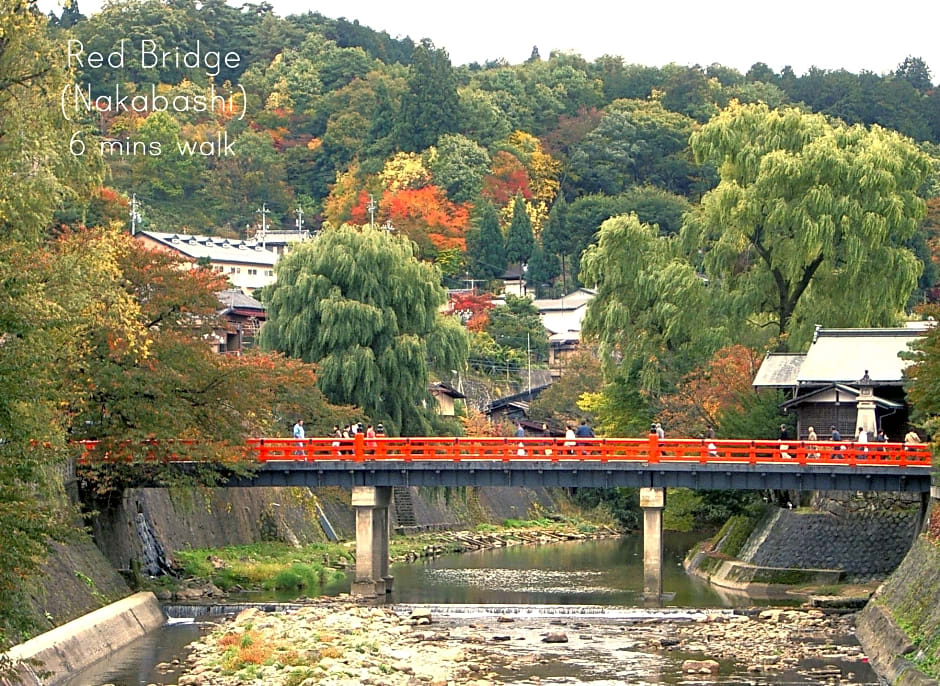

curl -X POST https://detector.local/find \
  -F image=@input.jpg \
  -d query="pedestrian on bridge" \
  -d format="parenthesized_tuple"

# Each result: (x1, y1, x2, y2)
(292, 419, 305, 456)
(576, 419, 596, 438)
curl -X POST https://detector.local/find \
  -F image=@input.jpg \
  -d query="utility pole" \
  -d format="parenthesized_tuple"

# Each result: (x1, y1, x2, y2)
(527, 332, 532, 400)
(130, 193, 141, 235)
(295, 206, 305, 236)
(257, 203, 269, 249)
(367, 194, 376, 230)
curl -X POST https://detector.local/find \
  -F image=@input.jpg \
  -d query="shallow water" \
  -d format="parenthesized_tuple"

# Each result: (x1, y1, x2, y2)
(62, 532, 874, 685)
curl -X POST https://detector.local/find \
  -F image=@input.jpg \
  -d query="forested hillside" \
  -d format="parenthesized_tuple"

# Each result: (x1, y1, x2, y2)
(52, 1, 940, 294)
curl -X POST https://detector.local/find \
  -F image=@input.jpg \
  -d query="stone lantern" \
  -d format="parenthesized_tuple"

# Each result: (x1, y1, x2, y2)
(855, 369, 876, 436)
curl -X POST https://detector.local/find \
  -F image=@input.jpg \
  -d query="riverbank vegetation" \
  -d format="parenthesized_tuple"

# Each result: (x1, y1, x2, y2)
(145, 515, 615, 596)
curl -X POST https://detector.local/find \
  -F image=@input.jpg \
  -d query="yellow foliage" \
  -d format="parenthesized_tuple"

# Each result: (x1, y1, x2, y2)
(505, 131, 561, 208)
(498, 197, 544, 233)
(323, 163, 362, 227)
(379, 152, 431, 192)
(577, 392, 603, 415)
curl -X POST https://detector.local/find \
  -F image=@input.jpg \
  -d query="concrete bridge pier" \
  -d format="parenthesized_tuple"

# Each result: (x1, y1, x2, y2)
(640, 487, 666, 599)
(351, 486, 392, 598)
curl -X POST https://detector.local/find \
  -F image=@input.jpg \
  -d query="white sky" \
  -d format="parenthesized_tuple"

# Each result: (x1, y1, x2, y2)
(45, 0, 940, 83)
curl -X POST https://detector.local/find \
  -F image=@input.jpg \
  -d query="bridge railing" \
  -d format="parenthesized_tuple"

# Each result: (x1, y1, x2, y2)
(245, 435, 932, 467)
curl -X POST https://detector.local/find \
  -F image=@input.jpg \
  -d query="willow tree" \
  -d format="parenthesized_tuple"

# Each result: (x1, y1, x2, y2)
(259, 226, 469, 436)
(682, 103, 931, 351)
(579, 214, 728, 433)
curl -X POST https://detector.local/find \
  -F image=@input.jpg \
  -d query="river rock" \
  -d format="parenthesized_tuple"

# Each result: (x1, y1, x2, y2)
(542, 632, 568, 643)
(682, 659, 720, 674)
(410, 607, 432, 624)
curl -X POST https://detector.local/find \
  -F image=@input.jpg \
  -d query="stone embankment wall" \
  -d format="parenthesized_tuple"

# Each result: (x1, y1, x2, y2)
(688, 492, 926, 594)
(739, 507, 918, 580)
(856, 490, 940, 685)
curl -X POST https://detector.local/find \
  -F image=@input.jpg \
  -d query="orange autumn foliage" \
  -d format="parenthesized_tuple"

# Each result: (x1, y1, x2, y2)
(450, 292, 494, 331)
(378, 185, 470, 255)
(482, 151, 533, 206)
(658, 345, 763, 437)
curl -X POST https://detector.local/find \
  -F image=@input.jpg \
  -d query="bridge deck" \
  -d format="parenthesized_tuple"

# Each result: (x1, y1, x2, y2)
(79, 436, 934, 492)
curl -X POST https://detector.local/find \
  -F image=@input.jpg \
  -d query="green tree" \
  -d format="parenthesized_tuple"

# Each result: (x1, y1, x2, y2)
(0, 3, 106, 648)
(259, 226, 469, 435)
(903, 313, 940, 448)
(466, 200, 507, 280)
(484, 294, 548, 363)
(895, 56, 933, 93)
(525, 239, 559, 296)
(396, 39, 459, 151)
(505, 194, 534, 265)
(683, 103, 931, 350)
(427, 133, 490, 204)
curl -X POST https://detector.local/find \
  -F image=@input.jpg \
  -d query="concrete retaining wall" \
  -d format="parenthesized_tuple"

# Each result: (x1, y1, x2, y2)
(2, 592, 165, 686)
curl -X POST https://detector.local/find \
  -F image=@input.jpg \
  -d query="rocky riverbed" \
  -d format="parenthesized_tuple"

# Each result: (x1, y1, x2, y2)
(162, 599, 880, 685)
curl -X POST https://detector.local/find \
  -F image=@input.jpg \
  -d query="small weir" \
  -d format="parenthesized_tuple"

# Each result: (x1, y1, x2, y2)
(391, 603, 736, 621)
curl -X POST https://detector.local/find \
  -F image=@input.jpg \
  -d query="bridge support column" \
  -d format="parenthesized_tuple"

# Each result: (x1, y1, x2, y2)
(640, 487, 666, 600)
(351, 486, 391, 598)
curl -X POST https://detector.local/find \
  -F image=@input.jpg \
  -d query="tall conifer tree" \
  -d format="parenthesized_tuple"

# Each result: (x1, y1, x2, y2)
(505, 194, 535, 265)
(396, 39, 459, 152)
(466, 200, 507, 280)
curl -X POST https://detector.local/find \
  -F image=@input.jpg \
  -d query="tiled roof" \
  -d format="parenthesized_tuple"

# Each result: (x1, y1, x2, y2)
(217, 289, 265, 311)
(753, 353, 805, 387)
(796, 327, 928, 385)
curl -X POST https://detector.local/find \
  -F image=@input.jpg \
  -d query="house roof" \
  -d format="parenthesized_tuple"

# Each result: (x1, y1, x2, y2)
(138, 231, 278, 267)
(429, 381, 465, 399)
(485, 384, 552, 414)
(502, 262, 526, 280)
(779, 383, 904, 410)
(549, 331, 580, 344)
(753, 353, 806, 387)
(796, 326, 929, 385)
(217, 289, 265, 312)
(532, 289, 596, 312)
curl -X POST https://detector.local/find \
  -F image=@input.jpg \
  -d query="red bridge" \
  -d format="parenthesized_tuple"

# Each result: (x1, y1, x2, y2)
(79, 434, 933, 493)
(77, 434, 935, 600)
(245, 434, 931, 467)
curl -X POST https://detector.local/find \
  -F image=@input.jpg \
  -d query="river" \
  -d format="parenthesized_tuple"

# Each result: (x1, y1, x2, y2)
(63, 532, 881, 685)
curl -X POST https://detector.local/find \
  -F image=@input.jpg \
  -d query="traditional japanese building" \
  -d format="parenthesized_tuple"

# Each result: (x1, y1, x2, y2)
(752, 323, 931, 441)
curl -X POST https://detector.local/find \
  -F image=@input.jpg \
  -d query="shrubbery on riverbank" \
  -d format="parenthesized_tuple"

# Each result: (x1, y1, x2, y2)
(157, 516, 615, 595)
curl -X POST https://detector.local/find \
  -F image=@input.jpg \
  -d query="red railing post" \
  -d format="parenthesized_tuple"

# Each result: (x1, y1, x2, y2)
(354, 432, 365, 462)
(648, 433, 660, 464)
